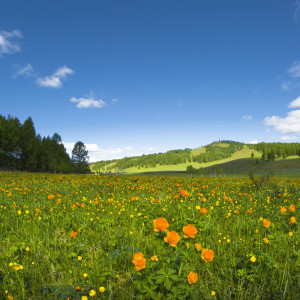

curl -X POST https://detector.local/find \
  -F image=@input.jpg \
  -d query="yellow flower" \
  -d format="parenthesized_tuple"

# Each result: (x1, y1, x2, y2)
(290, 216, 296, 223)
(289, 232, 293, 237)
(186, 243, 190, 249)
(151, 256, 159, 261)
(78, 256, 82, 261)
(25, 247, 30, 251)
(263, 238, 269, 244)
(89, 289, 96, 297)
(250, 256, 256, 262)
(211, 291, 216, 296)
(83, 273, 88, 277)
(82, 297, 88, 300)
(99, 286, 105, 292)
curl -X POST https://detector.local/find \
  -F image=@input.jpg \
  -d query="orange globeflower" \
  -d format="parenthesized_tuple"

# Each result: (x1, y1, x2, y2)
(164, 231, 180, 247)
(153, 218, 169, 232)
(187, 271, 198, 284)
(194, 243, 202, 251)
(132, 252, 146, 271)
(200, 207, 208, 214)
(280, 207, 287, 213)
(263, 219, 271, 228)
(183, 224, 198, 238)
(70, 231, 78, 238)
(289, 205, 295, 212)
(179, 190, 189, 197)
(201, 249, 214, 262)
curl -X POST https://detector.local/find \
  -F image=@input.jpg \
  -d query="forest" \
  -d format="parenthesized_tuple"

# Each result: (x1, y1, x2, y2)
(0, 114, 90, 173)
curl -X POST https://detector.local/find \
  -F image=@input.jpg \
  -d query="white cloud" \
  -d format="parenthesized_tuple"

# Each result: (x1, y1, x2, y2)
(281, 81, 291, 91)
(70, 93, 106, 108)
(281, 135, 299, 141)
(13, 63, 35, 78)
(63, 142, 156, 162)
(111, 98, 118, 104)
(36, 65, 74, 88)
(248, 140, 259, 144)
(288, 61, 300, 78)
(288, 96, 300, 108)
(242, 115, 253, 121)
(294, 1, 300, 22)
(0, 30, 22, 57)
(264, 109, 300, 135)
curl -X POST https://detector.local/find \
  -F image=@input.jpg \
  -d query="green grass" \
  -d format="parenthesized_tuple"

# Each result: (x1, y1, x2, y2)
(0, 172, 299, 299)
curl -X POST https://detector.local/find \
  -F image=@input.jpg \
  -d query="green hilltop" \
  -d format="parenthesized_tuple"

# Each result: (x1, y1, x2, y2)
(90, 141, 300, 177)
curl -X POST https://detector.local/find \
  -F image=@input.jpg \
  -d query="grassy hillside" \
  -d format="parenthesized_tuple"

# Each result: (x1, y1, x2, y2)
(90, 141, 300, 177)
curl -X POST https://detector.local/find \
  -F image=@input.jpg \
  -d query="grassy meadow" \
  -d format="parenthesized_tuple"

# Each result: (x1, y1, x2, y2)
(0, 172, 299, 299)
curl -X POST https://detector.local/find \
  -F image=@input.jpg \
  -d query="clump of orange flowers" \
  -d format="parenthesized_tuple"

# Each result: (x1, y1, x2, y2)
(153, 218, 169, 232)
(187, 271, 198, 284)
(164, 231, 180, 247)
(183, 224, 198, 238)
(201, 248, 214, 262)
(132, 252, 146, 271)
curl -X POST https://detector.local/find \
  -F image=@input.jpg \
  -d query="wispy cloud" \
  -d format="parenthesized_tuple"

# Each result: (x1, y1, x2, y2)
(288, 61, 300, 78)
(242, 115, 253, 121)
(264, 97, 300, 135)
(281, 135, 298, 141)
(0, 29, 22, 57)
(63, 142, 156, 162)
(293, 1, 300, 22)
(12, 63, 35, 78)
(111, 98, 118, 104)
(70, 92, 106, 108)
(248, 140, 259, 144)
(36, 66, 74, 88)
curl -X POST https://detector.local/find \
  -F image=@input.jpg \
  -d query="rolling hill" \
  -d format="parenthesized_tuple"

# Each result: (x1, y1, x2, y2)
(90, 141, 300, 177)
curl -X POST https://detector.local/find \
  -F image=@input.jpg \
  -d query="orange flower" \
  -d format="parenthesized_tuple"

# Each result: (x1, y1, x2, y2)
(201, 248, 214, 262)
(164, 231, 180, 247)
(290, 216, 296, 223)
(194, 243, 202, 251)
(153, 218, 169, 232)
(179, 190, 189, 197)
(187, 271, 198, 284)
(48, 194, 55, 200)
(200, 208, 208, 214)
(289, 205, 295, 212)
(132, 252, 146, 271)
(183, 224, 198, 238)
(280, 207, 287, 213)
(70, 231, 78, 238)
(263, 219, 271, 228)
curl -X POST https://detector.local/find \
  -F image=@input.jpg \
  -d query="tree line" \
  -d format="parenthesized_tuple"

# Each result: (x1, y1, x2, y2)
(0, 114, 90, 173)
(249, 142, 300, 160)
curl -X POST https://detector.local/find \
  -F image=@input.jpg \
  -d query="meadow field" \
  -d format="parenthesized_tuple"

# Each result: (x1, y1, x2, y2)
(0, 172, 299, 299)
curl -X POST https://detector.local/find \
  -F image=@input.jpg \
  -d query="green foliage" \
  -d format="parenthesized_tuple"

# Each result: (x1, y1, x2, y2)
(0, 114, 72, 172)
(71, 141, 91, 174)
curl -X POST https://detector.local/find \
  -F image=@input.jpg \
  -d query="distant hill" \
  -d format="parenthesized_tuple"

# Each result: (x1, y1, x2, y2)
(90, 141, 300, 177)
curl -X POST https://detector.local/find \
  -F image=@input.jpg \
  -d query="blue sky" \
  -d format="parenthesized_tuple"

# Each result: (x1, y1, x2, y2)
(1, 0, 300, 162)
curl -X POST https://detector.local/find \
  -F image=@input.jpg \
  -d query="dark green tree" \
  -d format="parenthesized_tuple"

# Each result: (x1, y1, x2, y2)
(71, 141, 90, 173)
